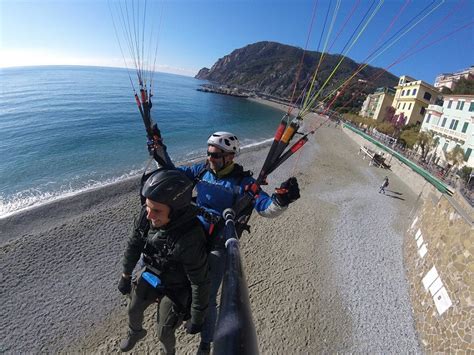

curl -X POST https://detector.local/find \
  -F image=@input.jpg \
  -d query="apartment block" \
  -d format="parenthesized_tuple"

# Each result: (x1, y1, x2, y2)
(392, 75, 440, 126)
(359, 87, 395, 121)
(421, 94, 474, 168)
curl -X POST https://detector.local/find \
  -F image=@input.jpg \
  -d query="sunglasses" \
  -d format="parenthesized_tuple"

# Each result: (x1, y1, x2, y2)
(207, 151, 230, 159)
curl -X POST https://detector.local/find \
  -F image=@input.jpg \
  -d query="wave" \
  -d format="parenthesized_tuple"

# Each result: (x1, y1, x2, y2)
(0, 169, 142, 219)
(0, 137, 275, 219)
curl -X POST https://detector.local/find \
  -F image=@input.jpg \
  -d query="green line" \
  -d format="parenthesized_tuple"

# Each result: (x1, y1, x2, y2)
(343, 123, 454, 195)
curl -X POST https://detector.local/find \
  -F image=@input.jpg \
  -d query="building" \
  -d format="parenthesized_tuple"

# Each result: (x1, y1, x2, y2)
(359, 93, 374, 118)
(421, 94, 474, 168)
(434, 66, 474, 92)
(359, 87, 395, 121)
(392, 75, 440, 126)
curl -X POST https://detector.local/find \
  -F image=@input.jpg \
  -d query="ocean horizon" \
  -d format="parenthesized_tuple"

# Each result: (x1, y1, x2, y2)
(0, 65, 284, 218)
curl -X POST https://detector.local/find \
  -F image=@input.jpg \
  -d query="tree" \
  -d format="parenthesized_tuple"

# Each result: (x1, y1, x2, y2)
(416, 130, 434, 160)
(440, 86, 453, 95)
(384, 106, 396, 122)
(376, 122, 396, 136)
(363, 117, 377, 128)
(452, 77, 474, 95)
(458, 166, 472, 184)
(385, 112, 406, 138)
(392, 112, 406, 129)
(399, 126, 419, 148)
(445, 145, 465, 173)
(429, 136, 441, 163)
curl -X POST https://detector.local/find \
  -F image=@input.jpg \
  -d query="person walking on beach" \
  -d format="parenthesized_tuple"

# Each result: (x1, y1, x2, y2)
(178, 131, 301, 354)
(117, 169, 210, 354)
(379, 176, 389, 194)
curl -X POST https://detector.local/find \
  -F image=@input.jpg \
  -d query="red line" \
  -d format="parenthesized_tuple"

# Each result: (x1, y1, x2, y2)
(333, 0, 468, 112)
(327, 0, 410, 111)
(398, 0, 466, 65)
(327, 0, 361, 54)
(372, 0, 411, 51)
(287, 0, 319, 115)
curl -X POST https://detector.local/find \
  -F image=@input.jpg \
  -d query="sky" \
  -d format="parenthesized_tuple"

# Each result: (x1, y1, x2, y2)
(0, 0, 473, 83)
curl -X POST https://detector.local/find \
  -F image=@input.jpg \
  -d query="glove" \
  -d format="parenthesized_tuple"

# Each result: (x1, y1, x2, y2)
(147, 124, 163, 153)
(185, 321, 203, 335)
(118, 274, 132, 295)
(273, 177, 300, 207)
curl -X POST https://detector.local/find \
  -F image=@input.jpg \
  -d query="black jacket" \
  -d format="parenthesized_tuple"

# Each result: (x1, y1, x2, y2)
(122, 207, 210, 325)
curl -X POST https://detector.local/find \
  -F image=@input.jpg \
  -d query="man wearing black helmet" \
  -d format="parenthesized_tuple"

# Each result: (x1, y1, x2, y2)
(117, 169, 210, 354)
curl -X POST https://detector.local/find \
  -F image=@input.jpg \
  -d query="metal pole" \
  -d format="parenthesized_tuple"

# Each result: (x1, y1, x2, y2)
(213, 208, 259, 355)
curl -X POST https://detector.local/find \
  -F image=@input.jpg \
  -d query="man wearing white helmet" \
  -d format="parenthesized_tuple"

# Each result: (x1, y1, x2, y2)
(178, 131, 300, 354)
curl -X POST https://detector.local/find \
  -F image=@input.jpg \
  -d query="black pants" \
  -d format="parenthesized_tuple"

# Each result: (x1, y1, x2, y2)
(128, 277, 188, 354)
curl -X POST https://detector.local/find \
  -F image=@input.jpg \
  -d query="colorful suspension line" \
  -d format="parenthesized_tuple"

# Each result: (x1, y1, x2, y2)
(286, 1, 456, 179)
(290, 0, 360, 117)
(316, 0, 420, 108)
(330, 0, 466, 112)
(319, 0, 446, 107)
(301, 0, 385, 117)
(302, 0, 340, 112)
(109, 0, 173, 168)
(286, 0, 319, 116)
(302, 0, 373, 112)
(251, 1, 466, 197)
(252, 0, 385, 192)
(252, 0, 324, 185)
(329, 22, 473, 127)
(326, 0, 362, 55)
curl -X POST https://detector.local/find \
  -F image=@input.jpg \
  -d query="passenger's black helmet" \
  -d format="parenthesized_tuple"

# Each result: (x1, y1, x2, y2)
(141, 169, 193, 212)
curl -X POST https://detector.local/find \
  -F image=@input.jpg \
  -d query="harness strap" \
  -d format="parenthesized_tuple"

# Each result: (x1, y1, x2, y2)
(193, 163, 256, 239)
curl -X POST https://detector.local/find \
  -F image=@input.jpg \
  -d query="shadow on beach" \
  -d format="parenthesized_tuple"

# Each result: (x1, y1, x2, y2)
(386, 190, 403, 196)
(385, 194, 405, 201)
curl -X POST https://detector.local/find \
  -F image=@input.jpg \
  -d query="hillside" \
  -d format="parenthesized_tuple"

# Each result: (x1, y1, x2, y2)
(195, 41, 398, 111)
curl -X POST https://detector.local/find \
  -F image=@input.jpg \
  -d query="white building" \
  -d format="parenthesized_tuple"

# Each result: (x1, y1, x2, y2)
(421, 94, 474, 168)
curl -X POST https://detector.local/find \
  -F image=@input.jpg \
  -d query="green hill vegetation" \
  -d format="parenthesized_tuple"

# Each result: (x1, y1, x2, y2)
(441, 77, 474, 95)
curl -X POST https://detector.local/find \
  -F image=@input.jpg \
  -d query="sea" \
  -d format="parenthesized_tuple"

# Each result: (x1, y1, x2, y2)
(0, 66, 284, 218)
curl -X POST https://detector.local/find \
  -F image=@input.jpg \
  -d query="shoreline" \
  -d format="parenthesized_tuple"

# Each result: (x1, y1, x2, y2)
(0, 136, 275, 244)
(0, 92, 285, 222)
(0, 95, 287, 222)
(0, 129, 276, 224)
(248, 96, 293, 114)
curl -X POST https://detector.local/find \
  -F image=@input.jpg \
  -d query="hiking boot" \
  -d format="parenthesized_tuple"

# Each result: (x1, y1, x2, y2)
(196, 341, 211, 355)
(119, 328, 147, 352)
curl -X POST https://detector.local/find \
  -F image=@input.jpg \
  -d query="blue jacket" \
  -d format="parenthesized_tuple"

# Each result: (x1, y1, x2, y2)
(178, 163, 280, 233)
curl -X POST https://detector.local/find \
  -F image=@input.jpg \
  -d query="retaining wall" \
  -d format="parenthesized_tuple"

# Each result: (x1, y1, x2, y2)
(405, 196, 473, 352)
(342, 125, 473, 352)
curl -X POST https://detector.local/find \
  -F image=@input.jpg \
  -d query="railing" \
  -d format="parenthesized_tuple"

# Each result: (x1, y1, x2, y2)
(430, 125, 467, 140)
(344, 122, 474, 207)
(344, 123, 474, 198)
(428, 104, 443, 115)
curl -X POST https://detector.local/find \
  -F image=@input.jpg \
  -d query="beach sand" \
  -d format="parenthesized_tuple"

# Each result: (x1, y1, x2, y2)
(0, 101, 421, 353)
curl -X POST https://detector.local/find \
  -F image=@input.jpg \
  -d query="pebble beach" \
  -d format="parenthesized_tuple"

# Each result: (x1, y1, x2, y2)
(0, 100, 422, 353)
